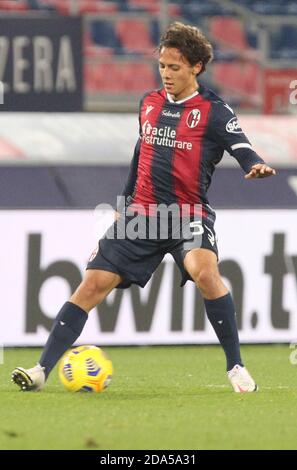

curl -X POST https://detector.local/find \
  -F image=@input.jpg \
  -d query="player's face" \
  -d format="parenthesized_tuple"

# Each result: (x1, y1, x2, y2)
(159, 47, 202, 101)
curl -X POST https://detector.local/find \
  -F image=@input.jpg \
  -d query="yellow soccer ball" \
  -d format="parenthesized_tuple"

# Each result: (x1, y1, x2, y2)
(58, 345, 113, 392)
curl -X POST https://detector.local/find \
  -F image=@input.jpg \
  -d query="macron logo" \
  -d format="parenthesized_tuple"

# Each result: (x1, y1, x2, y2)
(224, 103, 234, 114)
(145, 105, 154, 115)
(205, 224, 215, 246)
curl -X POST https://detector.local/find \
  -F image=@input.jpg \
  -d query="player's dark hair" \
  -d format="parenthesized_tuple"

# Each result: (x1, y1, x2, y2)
(158, 22, 213, 75)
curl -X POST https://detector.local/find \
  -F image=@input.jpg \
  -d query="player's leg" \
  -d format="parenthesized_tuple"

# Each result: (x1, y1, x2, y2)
(184, 248, 257, 392)
(69, 268, 121, 312)
(184, 248, 241, 369)
(183, 247, 227, 299)
(12, 269, 121, 391)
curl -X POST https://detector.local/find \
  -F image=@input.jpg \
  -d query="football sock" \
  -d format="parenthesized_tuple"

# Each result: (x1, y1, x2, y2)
(204, 293, 243, 371)
(39, 302, 88, 379)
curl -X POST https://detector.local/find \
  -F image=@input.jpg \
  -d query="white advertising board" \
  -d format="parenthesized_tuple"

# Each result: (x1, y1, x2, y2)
(0, 209, 296, 346)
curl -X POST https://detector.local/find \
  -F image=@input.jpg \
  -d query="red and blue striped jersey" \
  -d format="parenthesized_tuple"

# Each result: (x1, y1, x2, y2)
(122, 85, 264, 215)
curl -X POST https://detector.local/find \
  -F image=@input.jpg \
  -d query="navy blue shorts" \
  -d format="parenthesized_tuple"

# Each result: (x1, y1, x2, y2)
(87, 212, 218, 288)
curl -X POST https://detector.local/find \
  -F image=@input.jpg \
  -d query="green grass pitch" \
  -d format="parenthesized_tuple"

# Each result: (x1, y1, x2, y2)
(1, 345, 297, 450)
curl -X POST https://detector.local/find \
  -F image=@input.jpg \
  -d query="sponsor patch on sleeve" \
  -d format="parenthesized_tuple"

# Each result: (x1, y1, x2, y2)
(226, 117, 243, 134)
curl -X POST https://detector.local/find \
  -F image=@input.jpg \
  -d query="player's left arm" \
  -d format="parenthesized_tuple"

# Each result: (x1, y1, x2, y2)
(211, 102, 276, 180)
(244, 162, 276, 179)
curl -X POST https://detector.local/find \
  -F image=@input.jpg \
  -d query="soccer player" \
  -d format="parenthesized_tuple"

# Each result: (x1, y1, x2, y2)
(12, 22, 275, 392)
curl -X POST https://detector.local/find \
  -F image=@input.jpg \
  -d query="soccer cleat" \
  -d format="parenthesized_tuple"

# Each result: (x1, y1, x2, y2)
(11, 364, 45, 391)
(227, 364, 258, 393)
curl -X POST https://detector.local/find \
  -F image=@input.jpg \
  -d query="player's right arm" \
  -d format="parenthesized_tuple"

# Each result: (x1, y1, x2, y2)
(115, 92, 150, 218)
(121, 138, 141, 200)
(115, 138, 141, 217)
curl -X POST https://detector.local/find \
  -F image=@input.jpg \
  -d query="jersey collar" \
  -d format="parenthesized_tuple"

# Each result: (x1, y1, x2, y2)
(166, 89, 199, 104)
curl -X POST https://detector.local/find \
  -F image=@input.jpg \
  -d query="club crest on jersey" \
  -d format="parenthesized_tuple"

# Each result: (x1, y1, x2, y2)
(226, 117, 243, 134)
(186, 109, 201, 128)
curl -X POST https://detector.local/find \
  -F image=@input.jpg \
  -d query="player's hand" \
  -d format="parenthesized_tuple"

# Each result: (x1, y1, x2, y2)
(245, 163, 276, 179)
(114, 211, 121, 220)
